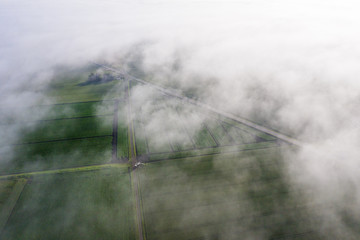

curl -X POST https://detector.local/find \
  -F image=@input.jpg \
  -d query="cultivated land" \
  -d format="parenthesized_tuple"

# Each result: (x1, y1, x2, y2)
(0, 64, 320, 239)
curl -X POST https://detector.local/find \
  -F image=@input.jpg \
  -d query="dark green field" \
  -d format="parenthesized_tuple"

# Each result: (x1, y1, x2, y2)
(1, 169, 134, 240)
(0, 64, 319, 239)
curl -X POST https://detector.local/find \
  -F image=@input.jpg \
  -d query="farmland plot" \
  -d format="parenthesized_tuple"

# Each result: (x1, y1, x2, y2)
(0, 137, 112, 175)
(138, 148, 320, 240)
(31, 101, 115, 121)
(18, 115, 113, 144)
(0, 179, 27, 234)
(48, 66, 121, 103)
(0, 169, 135, 240)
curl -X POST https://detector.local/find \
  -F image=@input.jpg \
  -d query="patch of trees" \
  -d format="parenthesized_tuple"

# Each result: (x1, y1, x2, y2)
(86, 72, 115, 84)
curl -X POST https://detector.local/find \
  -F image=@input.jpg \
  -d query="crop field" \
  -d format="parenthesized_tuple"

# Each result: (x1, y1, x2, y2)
(31, 101, 115, 120)
(1, 169, 134, 240)
(0, 179, 27, 233)
(47, 65, 123, 103)
(137, 150, 321, 240)
(0, 64, 314, 239)
(1, 137, 113, 174)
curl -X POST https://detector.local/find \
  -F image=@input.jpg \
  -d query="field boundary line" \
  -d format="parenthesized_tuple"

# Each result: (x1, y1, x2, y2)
(174, 108, 197, 149)
(38, 99, 122, 106)
(126, 79, 144, 240)
(131, 171, 145, 240)
(38, 114, 113, 122)
(0, 115, 114, 127)
(0, 163, 129, 180)
(146, 143, 282, 163)
(112, 100, 120, 161)
(126, 80, 137, 164)
(0, 178, 27, 234)
(130, 171, 140, 240)
(12, 134, 112, 146)
(138, 171, 147, 240)
(146, 140, 279, 160)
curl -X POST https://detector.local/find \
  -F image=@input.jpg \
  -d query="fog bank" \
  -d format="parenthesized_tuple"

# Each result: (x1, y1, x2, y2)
(1, 0, 360, 238)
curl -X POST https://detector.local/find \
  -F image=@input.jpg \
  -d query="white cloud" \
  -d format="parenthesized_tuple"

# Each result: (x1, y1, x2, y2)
(1, 0, 360, 236)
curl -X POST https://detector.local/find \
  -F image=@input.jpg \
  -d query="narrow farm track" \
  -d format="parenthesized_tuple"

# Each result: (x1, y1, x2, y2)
(132, 171, 145, 240)
(112, 100, 120, 162)
(0, 179, 27, 235)
(11, 135, 112, 146)
(93, 62, 302, 146)
(0, 163, 129, 180)
(45, 99, 118, 106)
(145, 142, 280, 163)
(38, 114, 113, 122)
(218, 120, 236, 143)
(174, 108, 197, 149)
(145, 137, 277, 155)
(126, 81, 137, 166)
(202, 122, 219, 147)
(125, 79, 145, 240)
(138, 112, 150, 154)
(152, 103, 176, 152)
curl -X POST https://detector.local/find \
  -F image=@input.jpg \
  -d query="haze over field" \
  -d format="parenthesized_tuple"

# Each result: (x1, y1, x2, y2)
(1, 0, 360, 238)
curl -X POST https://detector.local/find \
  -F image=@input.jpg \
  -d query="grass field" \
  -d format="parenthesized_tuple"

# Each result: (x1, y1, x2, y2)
(32, 101, 115, 120)
(118, 121, 129, 160)
(18, 115, 113, 143)
(0, 71, 129, 174)
(1, 137, 113, 174)
(0, 169, 135, 240)
(0, 179, 27, 234)
(0, 181, 17, 210)
(138, 149, 319, 240)
(47, 66, 122, 103)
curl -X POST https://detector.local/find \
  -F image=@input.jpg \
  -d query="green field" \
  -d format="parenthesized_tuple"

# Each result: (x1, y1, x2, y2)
(17, 116, 112, 143)
(1, 137, 113, 174)
(118, 103, 129, 159)
(0, 179, 27, 233)
(32, 101, 115, 120)
(0, 64, 314, 239)
(47, 65, 122, 103)
(0, 169, 135, 240)
(138, 149, 318, 240)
